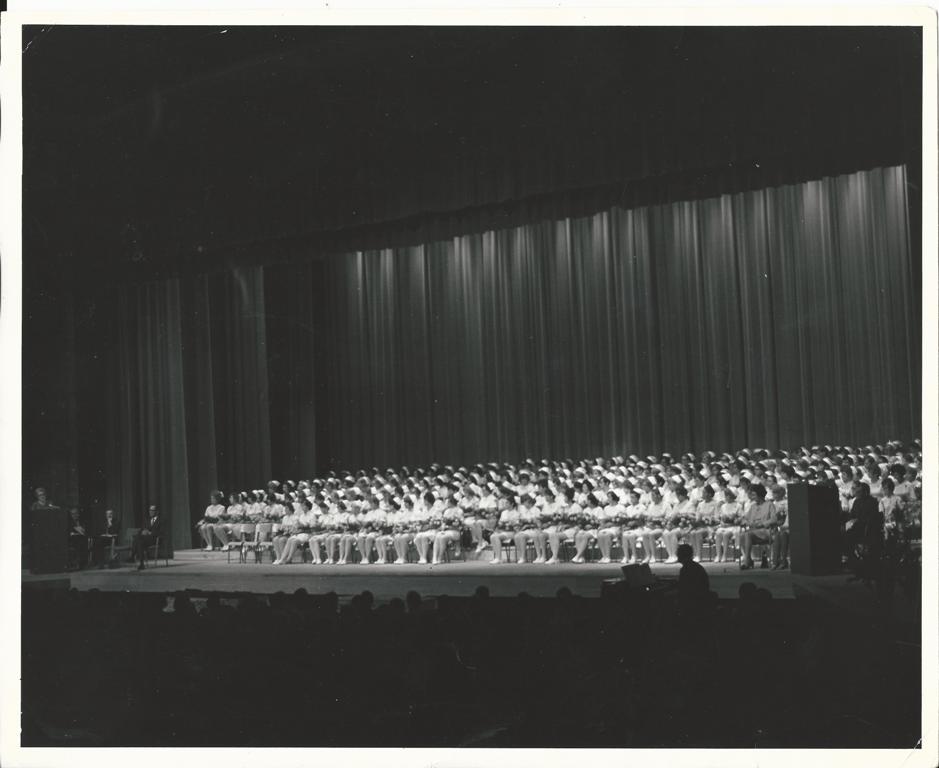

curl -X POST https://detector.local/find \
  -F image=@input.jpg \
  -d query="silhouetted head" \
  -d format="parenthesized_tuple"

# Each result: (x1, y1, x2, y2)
(738, 581, 758, 601)
(677, 543, 694, 564)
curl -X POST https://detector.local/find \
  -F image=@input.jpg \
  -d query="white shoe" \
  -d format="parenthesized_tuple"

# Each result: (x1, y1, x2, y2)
(359, 559, 370, 565)
(546, 557, 559, 564)
(598, 557, 611, 564)
(203, 545, 214, 551)
(337, 558, 346, 565)
(394, 558, 406, 565)
(533, 556, 546, 564)
(693, 557, 701, 563)
(418, 558, 428, 565)
(431, 559, 440, 565)
(666, 557, 678, 564)
(325, 559, 335, 565)
(475, 544, 486, 553)
(377, 558, 386, 564)
(490, 557, 502, 564)
(571, 556, 585, 564)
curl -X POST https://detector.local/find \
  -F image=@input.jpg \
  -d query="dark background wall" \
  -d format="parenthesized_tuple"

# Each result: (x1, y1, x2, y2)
(21, 26, 923, 535)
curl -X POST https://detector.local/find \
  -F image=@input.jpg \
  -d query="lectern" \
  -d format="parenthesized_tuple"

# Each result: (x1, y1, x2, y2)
(30, 506, 69, 574)
(787, 483, 842, 576)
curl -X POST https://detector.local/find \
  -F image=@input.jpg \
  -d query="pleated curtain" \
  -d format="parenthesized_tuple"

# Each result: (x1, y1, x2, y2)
(104, 165, 919, 544)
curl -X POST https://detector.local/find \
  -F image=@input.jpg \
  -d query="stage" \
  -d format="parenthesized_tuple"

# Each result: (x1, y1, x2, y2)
(22, 548, 915, 620)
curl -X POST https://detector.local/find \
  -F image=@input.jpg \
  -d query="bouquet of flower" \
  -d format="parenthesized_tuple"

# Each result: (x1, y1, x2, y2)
(719, 510, 738, 526)
(217, 513, 231, 523)
(624, 514, 646, 530)
(229, 508, 247, 523)
(574, 513, 595, 529)
(693, 514, 714, 528)
(246, 508, 264, 524)
(343, 519, 361, 533)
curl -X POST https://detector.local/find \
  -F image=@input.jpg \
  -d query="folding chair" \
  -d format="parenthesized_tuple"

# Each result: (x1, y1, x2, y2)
(249, 522, 275, 563)
(143, 536, 169, 567)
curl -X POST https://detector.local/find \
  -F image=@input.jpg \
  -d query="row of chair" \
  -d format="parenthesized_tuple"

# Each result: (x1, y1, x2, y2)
(217, 524, 770, 566)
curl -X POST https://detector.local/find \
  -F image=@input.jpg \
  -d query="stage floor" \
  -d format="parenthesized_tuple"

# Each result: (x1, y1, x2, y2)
(21, 549, 920, 622)
(23, 548, 820, 602)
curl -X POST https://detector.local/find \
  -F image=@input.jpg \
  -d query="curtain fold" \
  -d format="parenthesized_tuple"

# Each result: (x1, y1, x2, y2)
(317, 165, 917, 470)
(106, 267, 271, 550)
(104, 165, 918, 540)
(105, 280, 191, 553)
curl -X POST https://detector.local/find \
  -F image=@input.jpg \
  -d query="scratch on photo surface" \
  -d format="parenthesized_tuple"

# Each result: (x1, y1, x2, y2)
(23, 26, 54, 55)
(896, 738, 923, 767)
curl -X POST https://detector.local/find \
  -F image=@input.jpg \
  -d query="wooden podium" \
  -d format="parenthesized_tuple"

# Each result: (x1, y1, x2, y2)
(29, 506, 69, 574)
(787, 483, 842, 576)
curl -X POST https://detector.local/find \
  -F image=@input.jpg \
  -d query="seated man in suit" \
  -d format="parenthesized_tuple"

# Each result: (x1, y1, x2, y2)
(131, 505, 163, 570)
(67, 507, 89, 569)
(92, 508, 121, 566)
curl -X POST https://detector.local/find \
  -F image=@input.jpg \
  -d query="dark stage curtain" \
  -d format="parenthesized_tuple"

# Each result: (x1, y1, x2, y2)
(102, 165, 919, 539)
(105, 280, 190, 555)
(316, 165, 919, 470)
(106, 267, 272, 551)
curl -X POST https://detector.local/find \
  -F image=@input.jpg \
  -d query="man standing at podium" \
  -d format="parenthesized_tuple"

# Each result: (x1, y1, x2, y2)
(30, 487, 57, 512)
(131, 505, 163, 570)
(845, 482, 883, 581)
(27, 487, 63, 572)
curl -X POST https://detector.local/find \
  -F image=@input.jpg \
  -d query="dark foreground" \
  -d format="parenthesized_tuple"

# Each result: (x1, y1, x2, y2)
(22, 582, 921, 748)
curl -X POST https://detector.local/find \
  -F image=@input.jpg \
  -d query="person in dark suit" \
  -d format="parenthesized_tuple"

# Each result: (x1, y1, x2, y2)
(93, 508, 121, 566)
(846, 482, 883, 582)
(676, 543, 709, 601)
(67, 507, 89, 569)
(131, 505, 163, 570)
(676, 543, 713, 626)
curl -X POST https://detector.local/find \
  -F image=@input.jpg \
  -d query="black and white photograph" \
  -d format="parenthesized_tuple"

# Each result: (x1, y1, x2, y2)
(1, 6, 936, 764)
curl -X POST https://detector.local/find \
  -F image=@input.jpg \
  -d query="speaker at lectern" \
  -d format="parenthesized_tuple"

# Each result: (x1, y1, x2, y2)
(30, 505, 69, 574)
(787, 482, 842, 576)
